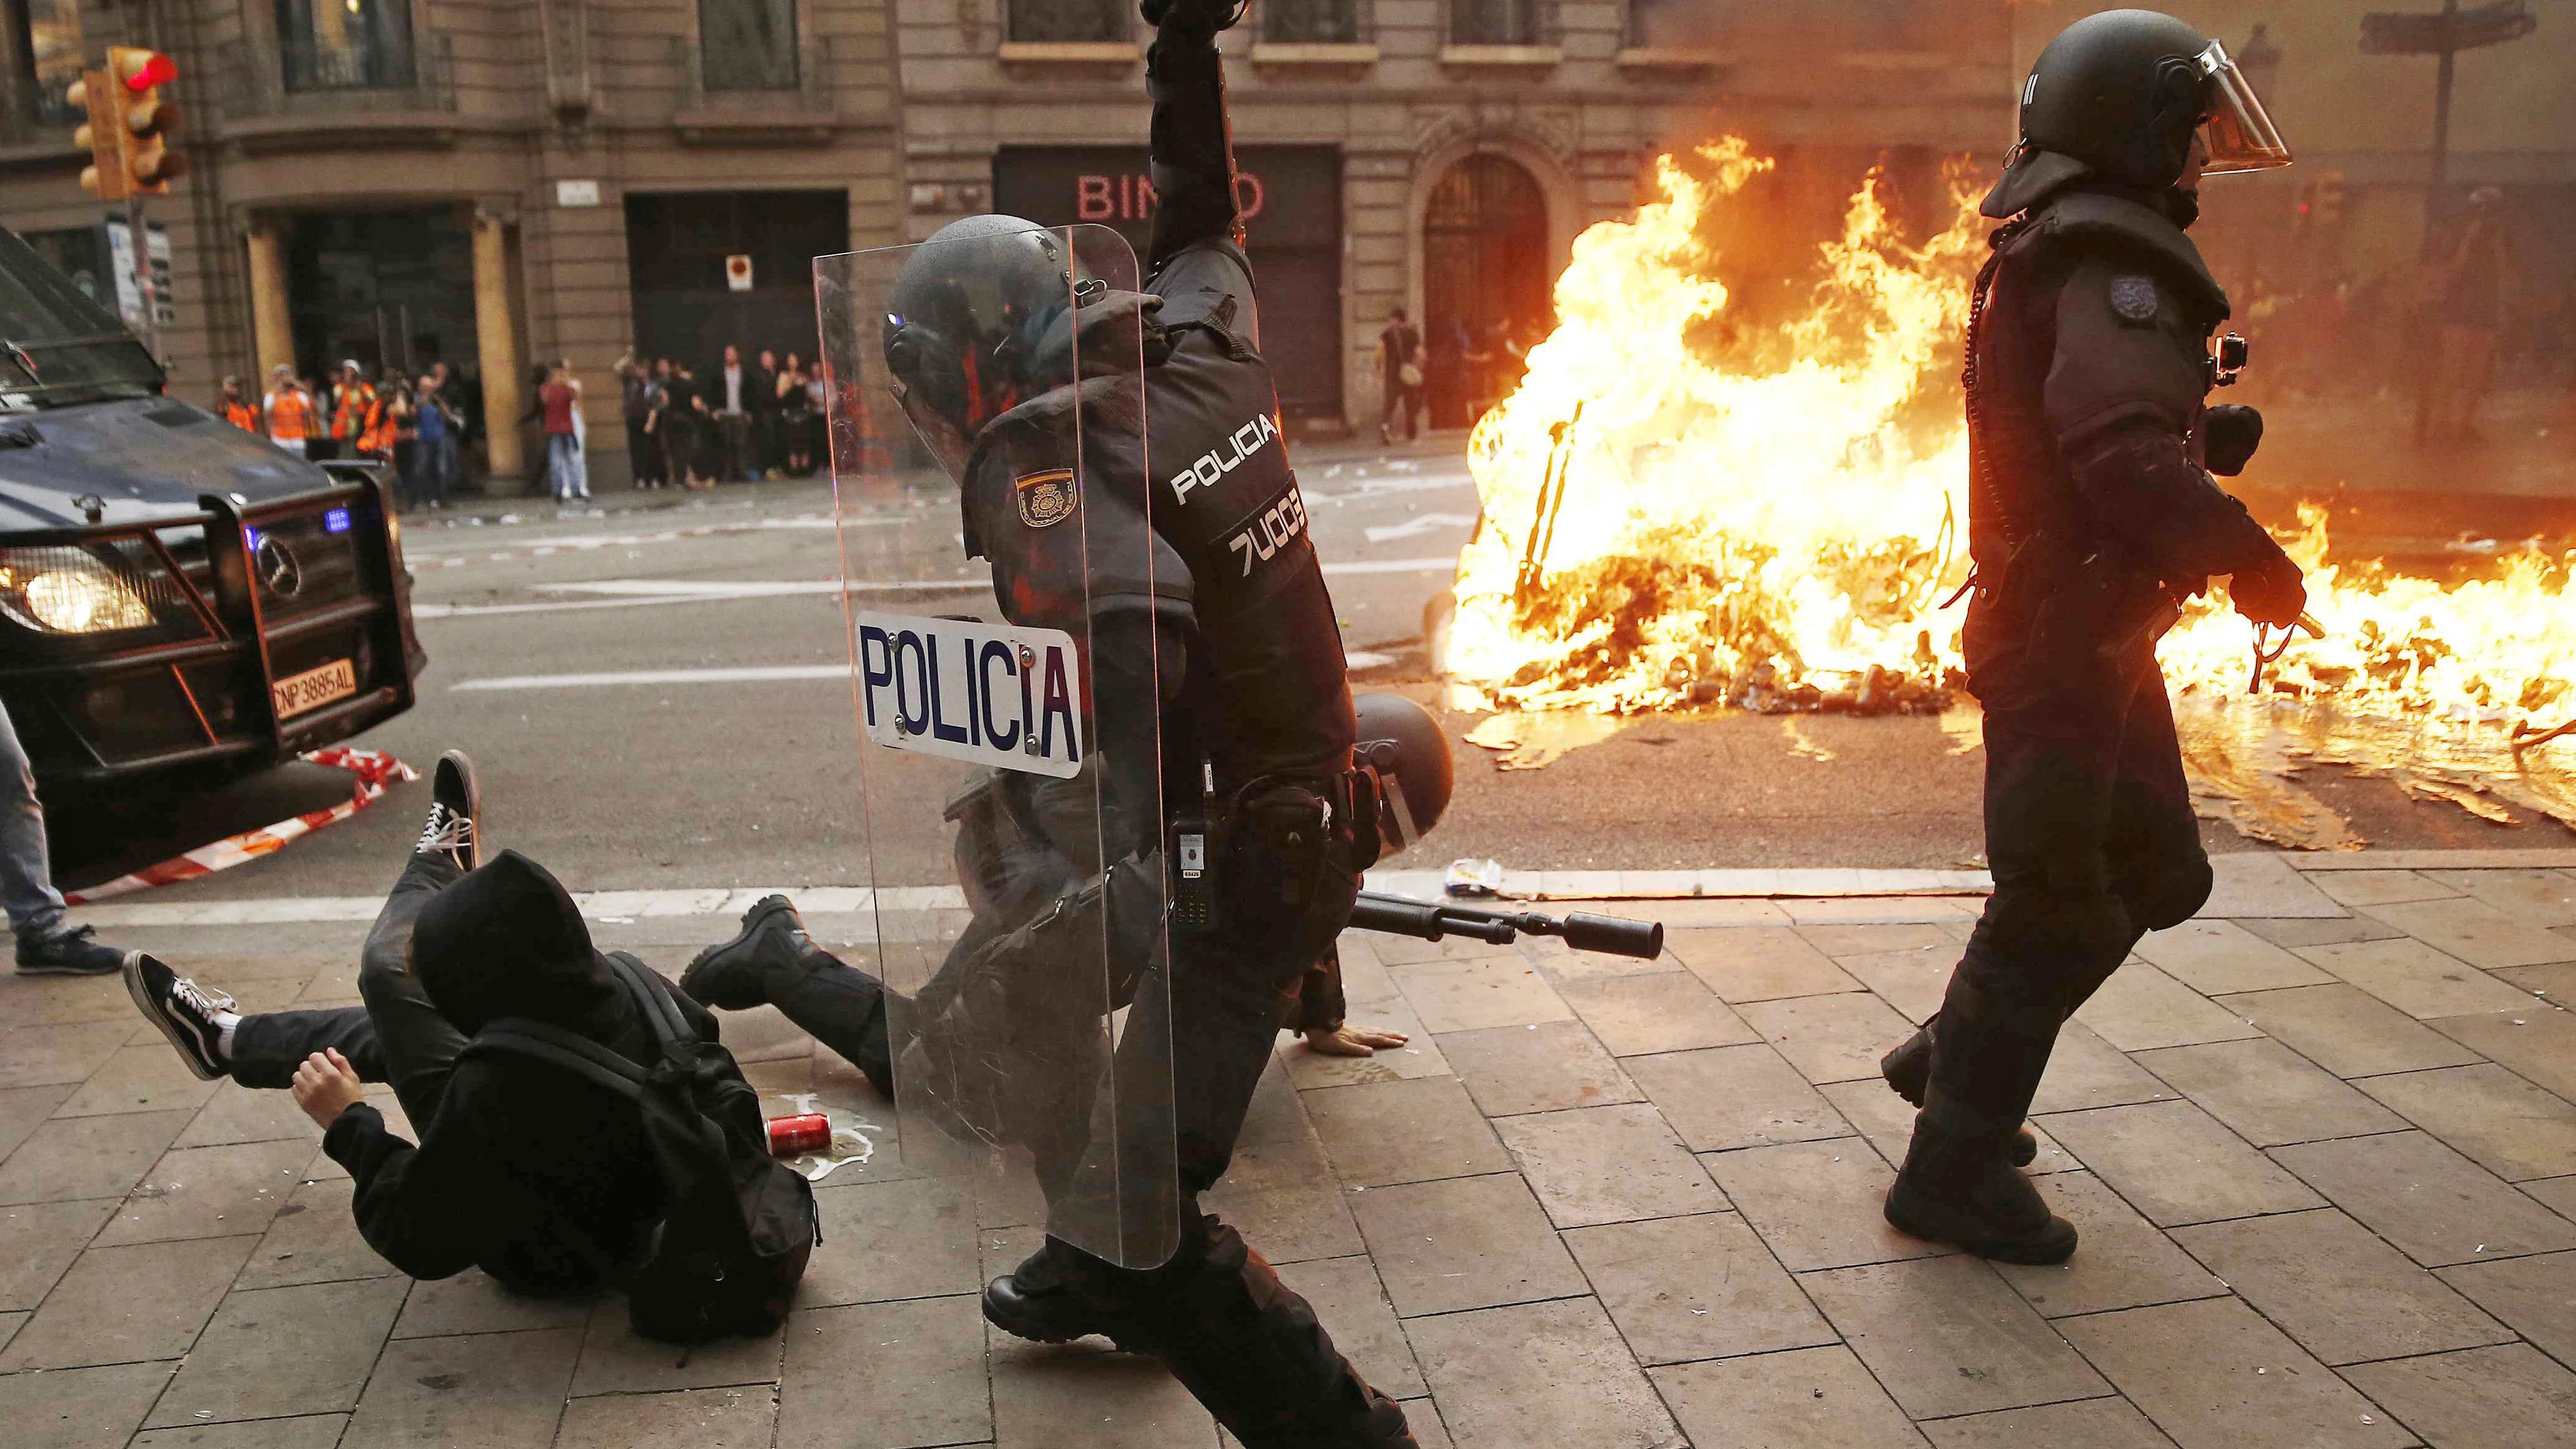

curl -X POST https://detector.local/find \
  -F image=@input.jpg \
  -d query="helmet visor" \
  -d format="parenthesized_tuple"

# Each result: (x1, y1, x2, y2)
(2195, 41, 2293, 175)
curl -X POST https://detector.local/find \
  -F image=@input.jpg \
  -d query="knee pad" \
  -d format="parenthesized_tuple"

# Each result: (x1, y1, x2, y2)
(2126, 854, 2214, 933)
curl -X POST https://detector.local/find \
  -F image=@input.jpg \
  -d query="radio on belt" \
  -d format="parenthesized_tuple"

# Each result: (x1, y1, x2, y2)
(1171, 760, 1216, 929)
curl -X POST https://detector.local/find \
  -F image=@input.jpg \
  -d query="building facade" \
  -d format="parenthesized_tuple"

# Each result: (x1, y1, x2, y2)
(1, 0, 902, 485)
(2, 0, 2029, 477)
(897, 0, 2018, 428)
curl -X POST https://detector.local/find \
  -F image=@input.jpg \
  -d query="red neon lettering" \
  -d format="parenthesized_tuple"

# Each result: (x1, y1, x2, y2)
(1076, 175, 1115, 221)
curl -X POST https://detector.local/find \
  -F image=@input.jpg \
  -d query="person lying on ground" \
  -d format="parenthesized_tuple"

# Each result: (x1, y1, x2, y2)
(124, 753, 732, 1293)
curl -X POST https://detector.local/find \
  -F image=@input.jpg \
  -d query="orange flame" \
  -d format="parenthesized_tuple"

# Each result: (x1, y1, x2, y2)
(1446, 140, 2576, 760)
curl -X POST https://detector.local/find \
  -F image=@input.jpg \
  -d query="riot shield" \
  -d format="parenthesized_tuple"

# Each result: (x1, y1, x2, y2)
(814, 224, 1180, 1269)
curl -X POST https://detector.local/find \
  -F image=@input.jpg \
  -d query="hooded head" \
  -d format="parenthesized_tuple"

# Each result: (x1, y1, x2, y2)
(409, 850, 627, 1038)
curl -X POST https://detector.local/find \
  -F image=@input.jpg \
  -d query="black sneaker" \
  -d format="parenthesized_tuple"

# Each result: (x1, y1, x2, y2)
(125, 952, 233, 1080)
(15, 923, 129, 976)
(415, 749, 482, 872)
(682, 895, 816, 1011)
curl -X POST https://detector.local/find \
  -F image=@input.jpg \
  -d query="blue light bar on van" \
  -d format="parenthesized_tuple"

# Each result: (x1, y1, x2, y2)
(324, 508, 351, 534)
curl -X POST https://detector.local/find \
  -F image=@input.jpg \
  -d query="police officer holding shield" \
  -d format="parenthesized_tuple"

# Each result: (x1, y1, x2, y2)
(1877, 10, 2308, 1265)
(864, 1, 1415, 1443)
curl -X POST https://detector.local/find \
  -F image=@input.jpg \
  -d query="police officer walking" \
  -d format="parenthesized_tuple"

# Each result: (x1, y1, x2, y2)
(854, 1, 1416, 1443)
(1878, 10, 2308, 1264)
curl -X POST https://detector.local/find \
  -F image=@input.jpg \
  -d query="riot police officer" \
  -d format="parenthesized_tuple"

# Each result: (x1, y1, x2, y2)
(1878, 9, 2307, 1265)
(864, 2, 1416, 1443)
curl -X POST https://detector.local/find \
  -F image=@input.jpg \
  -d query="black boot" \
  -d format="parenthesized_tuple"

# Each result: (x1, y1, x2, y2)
(685, 896, 895, 1096)
(682, 896, 824, 1010)
(981, 1235, 1166, 1354)
(1883, 1016, 2039, 1168)
(1885, 1108, 2077, 1265)
(1152, 1218, 1419, 1448)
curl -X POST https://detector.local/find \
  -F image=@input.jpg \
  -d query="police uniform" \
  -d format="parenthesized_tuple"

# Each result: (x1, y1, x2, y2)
(1885, 8, 2304, 1268)
(930, 10, 1412, 1446)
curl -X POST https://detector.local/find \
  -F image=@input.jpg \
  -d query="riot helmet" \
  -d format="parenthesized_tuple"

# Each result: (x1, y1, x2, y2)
(881, 214, 1083, 476)
(1984, 10, 2292, 220)
(1353, 692, 1453, 856)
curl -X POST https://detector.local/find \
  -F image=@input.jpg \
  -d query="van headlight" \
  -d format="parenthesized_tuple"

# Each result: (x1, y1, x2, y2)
(0, 558, 155, 634)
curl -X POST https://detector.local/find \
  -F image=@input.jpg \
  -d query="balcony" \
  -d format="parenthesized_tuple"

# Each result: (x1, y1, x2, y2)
(670, 33, 839, 146)
(212, 32, 459, 148)
(1251, 0, 1376, 72)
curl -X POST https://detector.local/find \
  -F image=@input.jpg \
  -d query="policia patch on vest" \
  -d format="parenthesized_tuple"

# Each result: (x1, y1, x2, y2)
(1014, 469, 1076, 528)
(2109, 275, 2161, 325)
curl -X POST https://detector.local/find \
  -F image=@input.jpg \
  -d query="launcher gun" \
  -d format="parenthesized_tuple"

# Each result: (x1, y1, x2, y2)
(1348, 892, 1666, 960)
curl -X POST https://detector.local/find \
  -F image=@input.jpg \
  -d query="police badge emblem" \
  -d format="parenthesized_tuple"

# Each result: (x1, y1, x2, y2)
(1015, 469, 1076, 528)
(2109, 275, 2160, 324)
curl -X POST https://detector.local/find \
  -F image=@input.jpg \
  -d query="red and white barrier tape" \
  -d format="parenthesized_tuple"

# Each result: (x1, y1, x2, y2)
(65, 747, 417, 905)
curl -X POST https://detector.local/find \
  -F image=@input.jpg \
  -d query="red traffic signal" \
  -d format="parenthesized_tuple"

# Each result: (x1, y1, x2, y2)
(120, 50, 178, 91)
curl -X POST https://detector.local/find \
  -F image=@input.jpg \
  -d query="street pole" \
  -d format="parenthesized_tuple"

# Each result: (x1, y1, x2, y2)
(2426, 0, 2459, 247)
(125, 193, 162, 361)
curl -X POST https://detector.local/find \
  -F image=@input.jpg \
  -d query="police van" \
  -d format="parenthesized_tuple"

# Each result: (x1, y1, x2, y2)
(0, 225, 424, 788)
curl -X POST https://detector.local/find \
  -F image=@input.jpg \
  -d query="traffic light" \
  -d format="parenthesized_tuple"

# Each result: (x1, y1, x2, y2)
(69, 47, 183, 201)
(2294, 171, 2347, 231)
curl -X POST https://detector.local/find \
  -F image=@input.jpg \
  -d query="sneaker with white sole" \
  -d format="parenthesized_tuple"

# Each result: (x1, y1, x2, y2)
(416, 749, 482, 872)
(125, 953, 233, 1081)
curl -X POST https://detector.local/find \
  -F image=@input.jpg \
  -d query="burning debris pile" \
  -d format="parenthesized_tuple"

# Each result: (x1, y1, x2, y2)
(1443, 140, 2576, 843)
(1445, 141, 1982, 718)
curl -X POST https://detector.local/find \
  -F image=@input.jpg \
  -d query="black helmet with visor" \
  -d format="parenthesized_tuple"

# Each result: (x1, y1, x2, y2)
(1984, 9, 2292, 219)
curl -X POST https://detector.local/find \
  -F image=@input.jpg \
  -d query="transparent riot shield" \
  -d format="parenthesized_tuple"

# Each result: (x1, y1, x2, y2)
(814, 225, 1179, 1268)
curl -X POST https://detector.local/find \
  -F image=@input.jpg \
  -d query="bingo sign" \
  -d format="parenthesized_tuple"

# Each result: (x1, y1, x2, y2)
(856, 612, 1085, 778)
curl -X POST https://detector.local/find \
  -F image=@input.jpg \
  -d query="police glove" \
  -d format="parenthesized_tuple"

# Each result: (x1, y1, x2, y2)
(2203, 404, 2263, 477)
(2229, 551, 2306, 631)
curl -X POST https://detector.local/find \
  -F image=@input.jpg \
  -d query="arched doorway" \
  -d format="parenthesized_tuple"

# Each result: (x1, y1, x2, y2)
(1422, 154, 1552, 429)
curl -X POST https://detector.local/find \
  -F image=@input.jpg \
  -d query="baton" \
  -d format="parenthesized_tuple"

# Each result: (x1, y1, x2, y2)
(1348, 891, 1667, 960)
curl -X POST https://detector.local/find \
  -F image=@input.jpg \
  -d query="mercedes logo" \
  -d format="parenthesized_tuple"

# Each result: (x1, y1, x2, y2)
(255, 535, 303, 598)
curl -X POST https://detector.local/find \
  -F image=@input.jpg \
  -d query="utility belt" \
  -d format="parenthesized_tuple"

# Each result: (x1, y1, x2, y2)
(1169, 761, 1377, 938)
(1969, 530, 2182, 694)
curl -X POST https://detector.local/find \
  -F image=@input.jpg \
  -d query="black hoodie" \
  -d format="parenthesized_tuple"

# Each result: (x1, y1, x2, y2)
(322, 851, 724, 1291)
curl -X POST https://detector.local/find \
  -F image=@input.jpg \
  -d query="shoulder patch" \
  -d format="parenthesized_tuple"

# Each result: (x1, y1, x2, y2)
(1014, 468, 1077, 529)
(2109, 274, 2162, 324)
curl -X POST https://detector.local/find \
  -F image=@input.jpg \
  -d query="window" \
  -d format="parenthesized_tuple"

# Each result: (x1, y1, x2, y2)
(1449, 0, 1542, 46)
(12, 0, 87, 125)
(1266, 0, 1359, 44)
(1008, 0, 1128, 44)
(1626, 0, 1715, 50)
(275, 0, 417, 91)
(700, 0, 799, 92)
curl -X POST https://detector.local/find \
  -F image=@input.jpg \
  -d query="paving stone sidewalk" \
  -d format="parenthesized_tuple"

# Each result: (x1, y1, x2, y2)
(5, 855, 2576, 1447)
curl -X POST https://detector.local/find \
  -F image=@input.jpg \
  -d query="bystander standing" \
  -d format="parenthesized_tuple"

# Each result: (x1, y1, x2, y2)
(217, 376, 258, 433)
(539, 363, 589, 502)
(711, 345, 753, 482)
(412, 372, 458, 509)
(262, 365, 317, 457)
(1376, 308, 1423, 444)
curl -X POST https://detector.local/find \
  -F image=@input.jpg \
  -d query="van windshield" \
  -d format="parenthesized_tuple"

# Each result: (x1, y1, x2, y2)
(0, 227, 163, 409)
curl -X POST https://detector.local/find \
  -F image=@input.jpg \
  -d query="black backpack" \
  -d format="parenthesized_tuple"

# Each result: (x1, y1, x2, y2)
(467, 952, 820, 1345)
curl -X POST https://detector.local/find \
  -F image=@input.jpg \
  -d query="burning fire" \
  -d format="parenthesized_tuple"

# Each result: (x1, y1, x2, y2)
(1444, 139, 2576, 839)
(1444, 140, 1982, 715)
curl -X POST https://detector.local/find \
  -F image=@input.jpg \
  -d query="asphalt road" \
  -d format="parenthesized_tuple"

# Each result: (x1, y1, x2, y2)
(52, 435, 2567, 900)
